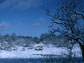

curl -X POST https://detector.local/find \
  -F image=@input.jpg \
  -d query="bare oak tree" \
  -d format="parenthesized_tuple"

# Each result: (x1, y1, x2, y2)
(47, 0, 84, 61)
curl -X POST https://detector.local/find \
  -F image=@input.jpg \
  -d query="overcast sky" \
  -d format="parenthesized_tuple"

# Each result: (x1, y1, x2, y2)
(0, 0, 59, 37)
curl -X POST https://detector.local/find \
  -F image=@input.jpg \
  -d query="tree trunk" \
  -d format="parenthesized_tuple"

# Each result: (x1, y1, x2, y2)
(78, 42, 84, 61)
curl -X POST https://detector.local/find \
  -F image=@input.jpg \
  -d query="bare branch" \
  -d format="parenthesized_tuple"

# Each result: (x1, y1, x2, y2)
(74, 11, 84, 20)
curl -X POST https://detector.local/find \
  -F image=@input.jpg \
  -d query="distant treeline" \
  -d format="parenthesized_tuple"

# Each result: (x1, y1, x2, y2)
(0, 33, 70, 50)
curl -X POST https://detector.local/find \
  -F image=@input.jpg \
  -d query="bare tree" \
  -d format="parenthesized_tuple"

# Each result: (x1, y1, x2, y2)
(47, 0, 84, 61)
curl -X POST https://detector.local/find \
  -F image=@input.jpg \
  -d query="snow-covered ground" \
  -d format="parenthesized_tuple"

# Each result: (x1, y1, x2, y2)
(0, 44, 82, 58)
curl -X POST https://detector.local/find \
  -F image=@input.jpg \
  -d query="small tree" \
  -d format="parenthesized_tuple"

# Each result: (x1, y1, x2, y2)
(47, 0, 84, 61)
(33, 37, 40, 44)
